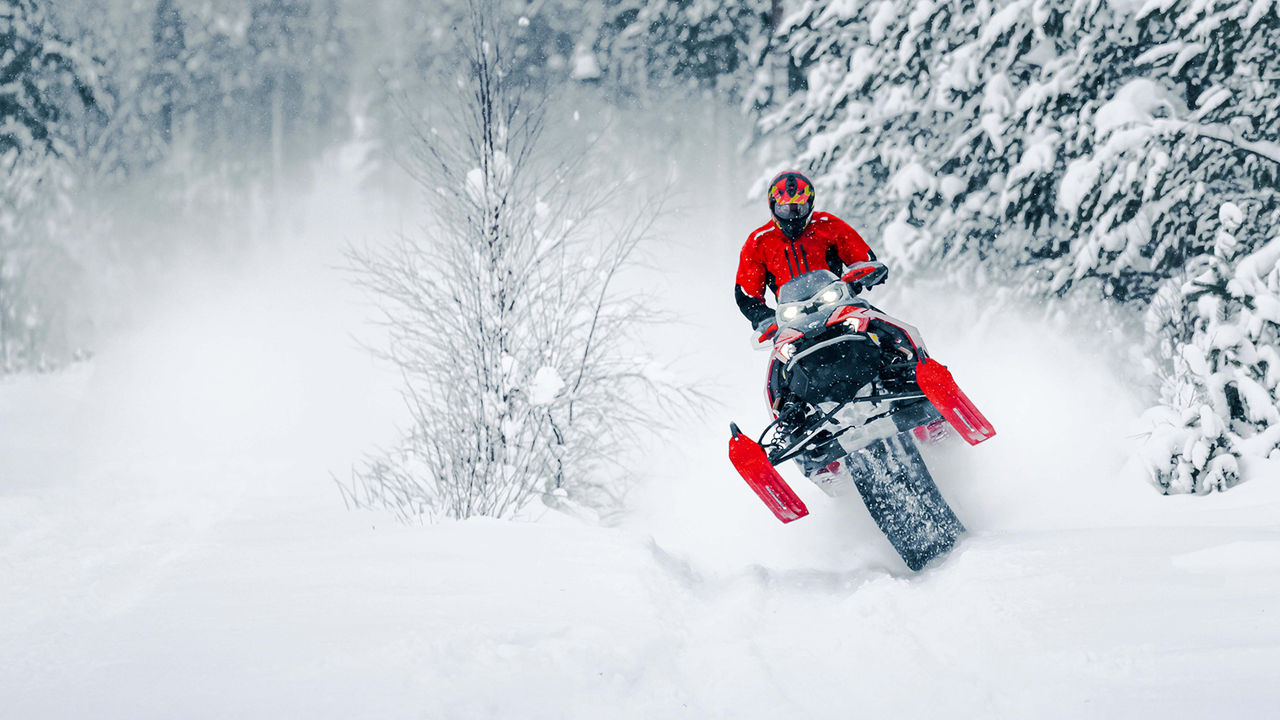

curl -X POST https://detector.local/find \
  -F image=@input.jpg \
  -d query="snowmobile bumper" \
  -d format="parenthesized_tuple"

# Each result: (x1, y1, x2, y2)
(915, 359, 996, 445)
(728, 423, 809, 523)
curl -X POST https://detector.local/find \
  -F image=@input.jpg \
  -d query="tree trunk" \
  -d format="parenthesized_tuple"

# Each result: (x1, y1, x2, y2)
(270, 70, 286, 233)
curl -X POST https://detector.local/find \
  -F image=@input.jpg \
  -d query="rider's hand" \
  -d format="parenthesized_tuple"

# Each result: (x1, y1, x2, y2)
(754, 317, 778, 341)
(843, 261, 888, 293)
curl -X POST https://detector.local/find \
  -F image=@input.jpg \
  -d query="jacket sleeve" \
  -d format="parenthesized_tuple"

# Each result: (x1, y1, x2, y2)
(735, 235, 768, 299)
(734, 236, 773, 326)
(829, 215, 874, 265)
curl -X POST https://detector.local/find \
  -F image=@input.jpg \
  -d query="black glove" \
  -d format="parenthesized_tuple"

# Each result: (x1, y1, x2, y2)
(843, 261, 889, 293)
(753, 316, 778, 340)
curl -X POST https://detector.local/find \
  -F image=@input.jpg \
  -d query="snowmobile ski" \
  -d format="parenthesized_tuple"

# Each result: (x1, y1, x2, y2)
(915, 358, 995, 446)
(729, 423, 809, 523)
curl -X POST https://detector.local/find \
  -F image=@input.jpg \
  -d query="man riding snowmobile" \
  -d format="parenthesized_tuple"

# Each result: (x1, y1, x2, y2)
(735, 171, 883, 330)
(727, 171, 996, 570)
(734, 171, 888, 477)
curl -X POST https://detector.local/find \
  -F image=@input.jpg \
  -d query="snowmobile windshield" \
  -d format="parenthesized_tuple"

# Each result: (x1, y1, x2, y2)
(778, 270, 840, 305)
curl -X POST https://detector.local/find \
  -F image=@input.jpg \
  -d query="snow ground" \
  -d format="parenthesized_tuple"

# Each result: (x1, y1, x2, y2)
(5, 159, 1280, 718)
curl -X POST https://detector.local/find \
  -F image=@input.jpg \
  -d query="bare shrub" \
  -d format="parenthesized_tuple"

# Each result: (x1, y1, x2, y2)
(342, 5, 689, 521)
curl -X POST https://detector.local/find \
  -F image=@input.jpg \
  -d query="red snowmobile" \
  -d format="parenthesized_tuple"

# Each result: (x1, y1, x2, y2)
(728, 262, 995, 571)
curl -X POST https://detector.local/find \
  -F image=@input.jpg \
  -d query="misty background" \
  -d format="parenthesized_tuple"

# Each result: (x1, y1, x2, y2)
(6, 0, 1280, 497)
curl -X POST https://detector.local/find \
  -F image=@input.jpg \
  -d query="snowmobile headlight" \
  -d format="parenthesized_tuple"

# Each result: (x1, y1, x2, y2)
(818, 282, 845, 305)
(780, 305, 801, 321)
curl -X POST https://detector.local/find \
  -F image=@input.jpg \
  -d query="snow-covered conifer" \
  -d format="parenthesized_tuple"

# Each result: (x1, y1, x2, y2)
(756, 0, 1280, 491)
(1, 0, 102, 158)
(757, 0, 1279, 299)
(1, 0, 102, 372)
(1144, 203, 1280, 493)
(597, 0, 774, 98)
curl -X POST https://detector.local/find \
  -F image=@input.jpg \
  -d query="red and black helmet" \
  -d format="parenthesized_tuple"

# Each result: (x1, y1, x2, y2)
(768, 171, 815, 239)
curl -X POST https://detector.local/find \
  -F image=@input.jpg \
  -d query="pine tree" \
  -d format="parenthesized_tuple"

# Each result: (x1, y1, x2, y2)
(755, 0, 1280, 492)
(1, 0, 101, 158)
(755, 0, 1280, 301)
(148, 0, 186, 149)
(0, 0, 103, 371)
(597, 0, 775, 98)
(1143, 203, 1280, 493)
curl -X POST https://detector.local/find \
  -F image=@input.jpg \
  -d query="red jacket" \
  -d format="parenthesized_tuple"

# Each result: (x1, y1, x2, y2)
(735, 213, 873, 323)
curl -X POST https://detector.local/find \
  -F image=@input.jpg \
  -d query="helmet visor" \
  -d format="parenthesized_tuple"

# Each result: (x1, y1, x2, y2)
(773, 200, 812, 221)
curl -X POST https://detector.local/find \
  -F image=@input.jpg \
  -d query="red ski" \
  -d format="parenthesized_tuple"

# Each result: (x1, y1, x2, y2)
(915, 358, 996, 446)
(728, 423, 809, 523)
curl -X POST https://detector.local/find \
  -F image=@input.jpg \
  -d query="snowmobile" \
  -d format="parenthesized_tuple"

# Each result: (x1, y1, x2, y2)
(728, 263, 995, 571)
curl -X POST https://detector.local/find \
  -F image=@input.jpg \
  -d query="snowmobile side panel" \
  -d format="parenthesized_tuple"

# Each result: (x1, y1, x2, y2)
(846, 431, 965, 571)
(825, 305, 870, 331)
(729, 424, 809, 523)
(915, 359, 995, 446)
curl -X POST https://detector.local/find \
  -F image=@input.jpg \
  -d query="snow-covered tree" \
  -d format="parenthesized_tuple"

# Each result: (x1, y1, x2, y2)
(756, 0, 1279, 299)
(1, 0, 101, 158)
(1, 0, 103, 371)
(247, 0, 350, 182)
(597, 0, 776, 99)
(1143, 203, 1280, 493)
(754, 0, 1280, 492)
(148, 0, 185, 150)
(344, 4, 688, 521)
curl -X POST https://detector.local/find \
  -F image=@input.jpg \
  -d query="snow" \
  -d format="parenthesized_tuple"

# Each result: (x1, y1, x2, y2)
(6, 141, 1280, 719)
(1219, 200, 1244, 230)
(1173, 540, 1280, 573)
(979, 0, 1029, 47)
(1059, 157, 1101, 214)
(1093, 78, 1184, 137)
(1133, 41, 1185, 66)
(868, 1, 896, 44)
(569, 44, 601, 81)
(464, 166, 486, 203)
(887, 161, 933, 199)
(1005, 128, 1059, 189)
(527, 366, 565, 405)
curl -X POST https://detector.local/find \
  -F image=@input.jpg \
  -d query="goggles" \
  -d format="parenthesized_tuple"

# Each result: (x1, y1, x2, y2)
(773, 200, 812, 221)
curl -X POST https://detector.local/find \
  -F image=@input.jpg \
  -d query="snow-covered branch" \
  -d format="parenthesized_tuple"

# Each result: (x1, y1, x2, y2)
(1182, 122, 1280, 167)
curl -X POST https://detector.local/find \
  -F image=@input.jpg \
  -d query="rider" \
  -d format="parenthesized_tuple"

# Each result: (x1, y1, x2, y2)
(735, 170, 882, 337)
(734, 170, 885, 473)
(735, 171, 880, 336)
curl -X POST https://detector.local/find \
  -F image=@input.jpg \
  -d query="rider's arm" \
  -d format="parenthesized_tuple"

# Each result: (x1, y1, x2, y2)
(735, 237, 775, 328)
(828, 215, 875, 265)
(735, 285, 774, 327)
(826, 215, 888, 290)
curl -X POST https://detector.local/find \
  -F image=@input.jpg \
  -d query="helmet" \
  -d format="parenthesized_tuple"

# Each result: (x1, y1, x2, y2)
(768, 171, 814, 239)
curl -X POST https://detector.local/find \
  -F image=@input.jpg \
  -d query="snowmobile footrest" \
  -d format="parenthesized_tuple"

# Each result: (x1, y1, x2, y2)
(915, 359, 996, 446)
(729, 423, 809, 523)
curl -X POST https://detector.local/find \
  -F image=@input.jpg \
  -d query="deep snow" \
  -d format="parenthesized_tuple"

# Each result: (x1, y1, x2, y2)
(5, 154, 1280, 719)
